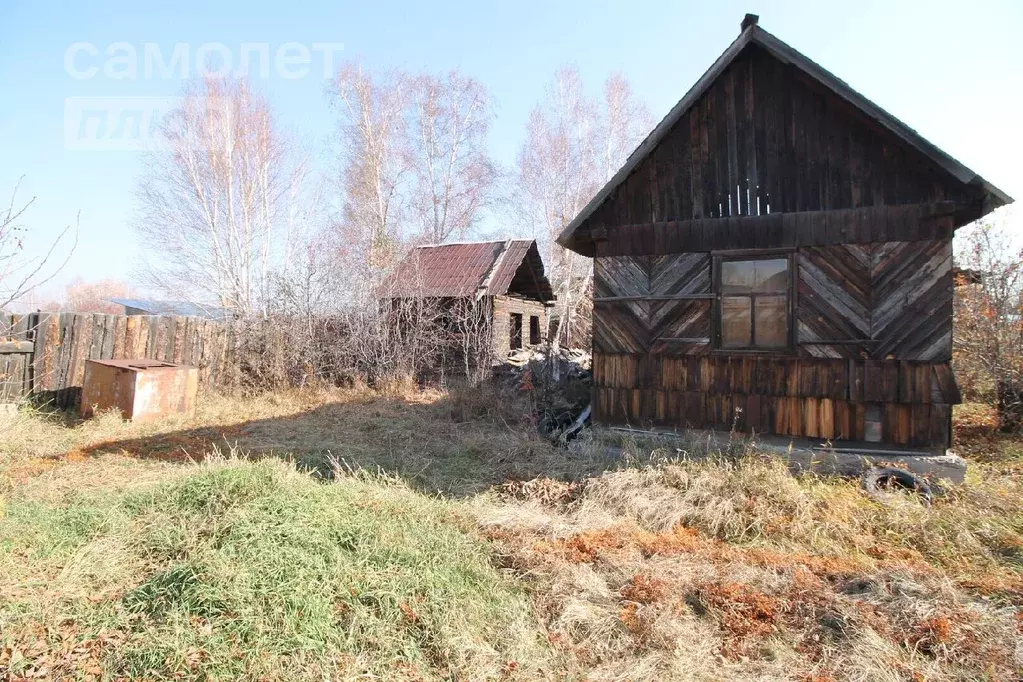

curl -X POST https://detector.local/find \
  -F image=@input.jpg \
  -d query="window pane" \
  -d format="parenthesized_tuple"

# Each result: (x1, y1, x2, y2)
(721, 261, 755, 294)
(721, 296, 751, 348)
(754, 259, 789, 293)
(755, 295, 788, 348)
(722, 258, 789, 294)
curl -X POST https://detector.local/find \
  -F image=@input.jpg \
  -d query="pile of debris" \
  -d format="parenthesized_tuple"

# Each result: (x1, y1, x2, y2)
(497, 346, 592, 443)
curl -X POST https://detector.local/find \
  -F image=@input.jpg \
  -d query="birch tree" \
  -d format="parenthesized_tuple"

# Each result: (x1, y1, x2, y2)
(600, 72, 654, 184)
(330, 62, 411, 297)
(515, 67, 652, 346)
(134, 77, 306, 316)
(408, 70, 496, 244)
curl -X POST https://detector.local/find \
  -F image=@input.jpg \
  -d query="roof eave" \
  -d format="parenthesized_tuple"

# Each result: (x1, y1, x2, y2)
(977, 178, 1013, 209)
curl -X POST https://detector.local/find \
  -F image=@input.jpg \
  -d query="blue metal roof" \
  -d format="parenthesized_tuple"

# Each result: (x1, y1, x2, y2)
(108, 298, 233, 320)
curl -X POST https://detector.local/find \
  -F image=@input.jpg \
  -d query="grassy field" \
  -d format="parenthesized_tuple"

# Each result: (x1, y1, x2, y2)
(1, 386, 1022, 681)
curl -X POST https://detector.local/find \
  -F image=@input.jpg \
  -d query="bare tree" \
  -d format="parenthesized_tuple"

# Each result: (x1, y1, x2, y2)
(600, 72, 653, 183)
(134, 76, 307, 316)
(953, 214, 1023, 429)
(0, 178, 78, 312)
(330, 62, 412, 299)
(449, 297, 494, 385)
(514, 67, 651, 347)
(408, 70, 497, 244)
(60, 277, 134, 313)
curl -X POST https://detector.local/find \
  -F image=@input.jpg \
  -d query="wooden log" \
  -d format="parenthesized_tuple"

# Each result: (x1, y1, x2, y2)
(154, 317, 169, 361)
(0, 341, 34, 353)
(594, 294, 715, 302)
(172, 316, 186, 363)
(112, 314, 127, 358)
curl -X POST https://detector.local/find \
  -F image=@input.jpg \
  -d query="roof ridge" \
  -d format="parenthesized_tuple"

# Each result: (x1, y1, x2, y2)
(478, 239, 513, 298)
(416, 238, 531, 249)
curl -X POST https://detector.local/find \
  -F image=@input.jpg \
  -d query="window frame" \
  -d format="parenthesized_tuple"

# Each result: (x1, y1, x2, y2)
(712, 250, 796, 353)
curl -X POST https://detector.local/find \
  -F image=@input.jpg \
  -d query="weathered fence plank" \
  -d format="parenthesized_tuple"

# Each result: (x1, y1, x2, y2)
(0, 312, 236, 406)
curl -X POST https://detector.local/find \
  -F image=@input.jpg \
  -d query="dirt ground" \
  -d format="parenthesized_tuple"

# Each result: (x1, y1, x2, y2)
(2, 387, 1022, 681)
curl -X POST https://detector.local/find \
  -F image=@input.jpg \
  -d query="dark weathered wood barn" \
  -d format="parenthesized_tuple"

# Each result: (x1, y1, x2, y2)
(384, 239, 555, 357)
(558, 15, 1012, 448)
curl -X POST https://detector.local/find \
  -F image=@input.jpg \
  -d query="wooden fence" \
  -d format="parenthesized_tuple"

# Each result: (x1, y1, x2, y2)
(0, 312, 236, 408)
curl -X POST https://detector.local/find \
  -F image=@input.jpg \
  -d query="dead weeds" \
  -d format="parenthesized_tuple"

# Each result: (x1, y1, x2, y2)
(2, 390, 1023, 680)
(476, 440, 1023, 680)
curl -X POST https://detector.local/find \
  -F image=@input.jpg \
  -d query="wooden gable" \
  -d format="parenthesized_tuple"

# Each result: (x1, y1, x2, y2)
(560, 22, 1010, 256)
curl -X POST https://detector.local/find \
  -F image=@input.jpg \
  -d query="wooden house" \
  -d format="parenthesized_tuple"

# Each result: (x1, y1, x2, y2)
(383, 239, 555, 357)
(557, 15, 1012, 448)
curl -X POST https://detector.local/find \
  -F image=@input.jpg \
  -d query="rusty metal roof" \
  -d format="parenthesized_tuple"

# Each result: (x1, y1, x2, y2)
(87, 359, 187, 370)
(382, 239, 555, 302)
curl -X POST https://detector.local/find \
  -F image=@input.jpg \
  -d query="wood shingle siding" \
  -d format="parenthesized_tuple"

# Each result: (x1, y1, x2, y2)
(592, 354, 957, 446)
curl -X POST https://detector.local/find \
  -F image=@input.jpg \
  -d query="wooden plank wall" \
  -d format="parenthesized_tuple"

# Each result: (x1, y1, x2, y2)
(0, 313, 236, 408)
(594, 253, 711, 356)
(584, 44, 980, 234)
(591, 204, 956, 257)
(593, 353, 958, 447)
(798, 240, 952, 361)
(0, 314, 33, 403)
(594, 238, 952, 363)
(590, 235, 957, 446)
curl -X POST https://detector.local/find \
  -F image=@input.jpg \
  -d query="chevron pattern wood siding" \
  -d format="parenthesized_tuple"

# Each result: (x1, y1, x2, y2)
(796, 244, 871, 358)
(594, 254, 710, 356)
(592, 238, 958, 447)
(796, 240, 951, 361)
(593, 256, 649, 354)
(871, 241, 952, 361)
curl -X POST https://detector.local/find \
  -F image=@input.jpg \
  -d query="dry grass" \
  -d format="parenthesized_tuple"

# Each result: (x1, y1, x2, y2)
(2, 391, 1022, 680)
(1, 383, 601, 499)
(471, 408, 1023, 681)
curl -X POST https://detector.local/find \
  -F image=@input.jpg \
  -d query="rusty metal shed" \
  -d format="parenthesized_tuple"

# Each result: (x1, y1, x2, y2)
(80, 358, 198, 422)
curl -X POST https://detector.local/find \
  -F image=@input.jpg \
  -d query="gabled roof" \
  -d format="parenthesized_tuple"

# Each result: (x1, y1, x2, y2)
(381, 239, 555, 302)
(108, 298, 233, 320)
(558, 15, 1012, 251)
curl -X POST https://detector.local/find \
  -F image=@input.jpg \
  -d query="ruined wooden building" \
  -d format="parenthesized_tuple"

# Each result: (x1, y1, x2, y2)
(558, 15, 1012, 448)
(384, 240, 555, 357)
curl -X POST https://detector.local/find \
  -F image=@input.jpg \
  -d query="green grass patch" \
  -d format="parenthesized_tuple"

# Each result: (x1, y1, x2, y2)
(0, 459, 547, 680)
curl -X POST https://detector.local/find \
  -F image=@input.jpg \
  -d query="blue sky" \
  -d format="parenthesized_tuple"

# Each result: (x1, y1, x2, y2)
(2, 0, 1021, 299)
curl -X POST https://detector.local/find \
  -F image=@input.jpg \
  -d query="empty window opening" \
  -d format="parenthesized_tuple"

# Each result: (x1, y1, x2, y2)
(529, 315, 541, 345)
(510, 313, 523, 350)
